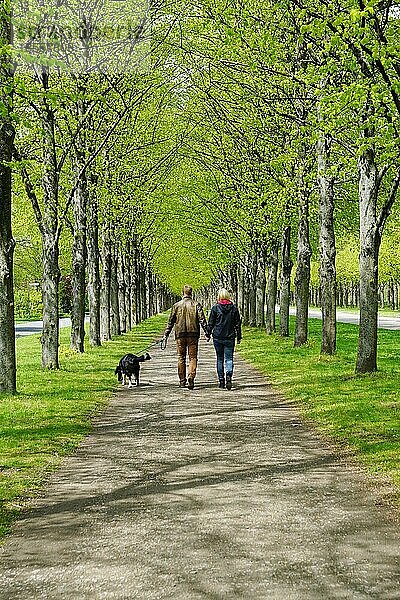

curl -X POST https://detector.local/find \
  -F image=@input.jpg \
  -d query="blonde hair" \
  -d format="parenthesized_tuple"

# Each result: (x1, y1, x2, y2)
(217, 288, 231, 301)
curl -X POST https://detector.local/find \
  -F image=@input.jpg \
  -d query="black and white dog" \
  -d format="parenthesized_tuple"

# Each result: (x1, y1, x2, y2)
(115, 352, 151, 388)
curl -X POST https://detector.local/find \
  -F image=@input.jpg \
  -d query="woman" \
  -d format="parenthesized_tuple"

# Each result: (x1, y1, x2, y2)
(206, 288, 242, 389)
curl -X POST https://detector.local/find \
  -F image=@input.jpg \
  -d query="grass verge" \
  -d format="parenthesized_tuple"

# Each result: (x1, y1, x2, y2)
(238, 317, 400, 509)
(0, 313, 167, 541)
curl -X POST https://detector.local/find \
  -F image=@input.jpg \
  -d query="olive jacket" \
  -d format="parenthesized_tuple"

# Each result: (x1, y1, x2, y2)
(164, 296, 208, 340)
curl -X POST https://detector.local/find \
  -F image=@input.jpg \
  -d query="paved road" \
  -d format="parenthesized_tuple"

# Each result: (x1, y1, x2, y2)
(0, 338, 399, 599)
(15, 317, 90, 338)
(15, 318, 73, 338)
(286, 307, 400, 330)
(312, 308, 400, 330)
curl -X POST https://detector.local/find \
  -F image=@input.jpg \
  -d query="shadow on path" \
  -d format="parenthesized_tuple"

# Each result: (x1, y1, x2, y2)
(0, 338, 399, 599)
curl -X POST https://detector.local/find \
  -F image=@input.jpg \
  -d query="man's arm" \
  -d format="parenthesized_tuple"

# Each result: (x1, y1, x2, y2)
(164, 306, 176, 338)
(196, 303, 208, 334)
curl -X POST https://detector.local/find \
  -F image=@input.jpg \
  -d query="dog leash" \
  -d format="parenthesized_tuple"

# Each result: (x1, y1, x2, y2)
(135, 336, 168, 356)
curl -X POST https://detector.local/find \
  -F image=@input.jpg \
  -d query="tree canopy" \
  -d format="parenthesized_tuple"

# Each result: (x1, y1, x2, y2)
(2, 0, 400, 390)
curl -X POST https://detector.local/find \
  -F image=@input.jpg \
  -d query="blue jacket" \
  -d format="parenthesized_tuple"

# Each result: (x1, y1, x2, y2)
(207, 302, 242, 342)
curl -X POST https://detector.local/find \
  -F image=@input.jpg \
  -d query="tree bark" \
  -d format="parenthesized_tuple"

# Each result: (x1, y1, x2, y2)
(256, 250, 266, 328)
(0, 2, 16, 392)
(354, 101, 400, 372)
(87, 184, 101, 346)
(140, 259, 147, 321)
(146, 267, 154, 318)
(118, 249, 127, 333)
(294, 163, 312, 347)
(110, 241, 120, 337)
(70, 173, 87, 352)
(248, 251, 257, 327)
(242, 264, 250, 326)
(133, 243, 141, 325)
(125, 241, 132, 331)
(237, 263, 245, 319)
(265, 242, 278, 334)
(317, 132, 337, 355)
(100, 221, 111, 341)
(356, 147, 379, 373)
(70, 84, 89, 353)
(230, 264, 238, 306)
(16, 69, 61, 369)
(40, 76, 60, 369)
(279, 226, 293, 337)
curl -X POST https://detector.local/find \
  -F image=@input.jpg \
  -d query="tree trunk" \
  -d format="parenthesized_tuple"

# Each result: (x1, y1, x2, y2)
(248, 252, 257, 327)
(256, 250, 266, 328)
(125, 242, 132, 331)
(317, 132, 337, 355)
(70, 82, 90, 353)
(242, 264, 250, 326)
(70, 174, 87, 352)
(153, 276, 159, 315)
(294, 167, 312, 347)
(41, 232, 60, 369)
(118, 249, 127, 333)
(265, 242, 278, 334)
(133, 244, 141, 325)
(131, 262, 138, 326)
(100, 221, 111, 341)
(17, 69, 60, 369)
(356, 147, 379, 373)
(87, 186, 101, 346)
(230, 264, 238, 306)
(110, 242, 120, 337)
(279, 226, 293, 337)
(0, 4, 16, 392)
(237, 263, 245, 318)
(140, 259, 147, 321)
(146, 267, 154, 318)
(40, 79, 60, 369)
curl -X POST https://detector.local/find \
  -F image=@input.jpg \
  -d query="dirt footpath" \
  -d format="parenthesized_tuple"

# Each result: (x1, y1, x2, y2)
(0, 338, 399, 599)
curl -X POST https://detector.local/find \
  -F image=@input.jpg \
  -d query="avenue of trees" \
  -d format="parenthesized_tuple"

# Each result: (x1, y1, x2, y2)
(1, 0, 400, 393)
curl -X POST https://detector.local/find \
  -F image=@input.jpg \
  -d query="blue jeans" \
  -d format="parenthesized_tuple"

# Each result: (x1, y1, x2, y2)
(213, 339, 235, 382)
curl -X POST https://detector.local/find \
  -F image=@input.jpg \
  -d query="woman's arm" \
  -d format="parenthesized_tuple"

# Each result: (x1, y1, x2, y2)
(207, 305, 217, 335)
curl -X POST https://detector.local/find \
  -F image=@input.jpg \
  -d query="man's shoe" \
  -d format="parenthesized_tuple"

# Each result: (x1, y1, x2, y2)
(188, 377, 194, 390)
(179, 380, 187, 388)
(226, 374, 232, 390)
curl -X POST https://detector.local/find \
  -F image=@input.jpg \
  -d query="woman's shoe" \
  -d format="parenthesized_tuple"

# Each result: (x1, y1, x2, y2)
(218, 380, 225, 388)
(226, 374, 232, 390)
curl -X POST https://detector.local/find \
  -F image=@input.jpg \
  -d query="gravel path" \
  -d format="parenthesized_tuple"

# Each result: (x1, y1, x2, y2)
(0, 338, 399, 599)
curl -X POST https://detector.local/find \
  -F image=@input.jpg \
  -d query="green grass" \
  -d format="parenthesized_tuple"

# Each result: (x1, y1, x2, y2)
(0, 313, 168, 540)
(239, 317, 400, 509)
(15, 317, 41, 323)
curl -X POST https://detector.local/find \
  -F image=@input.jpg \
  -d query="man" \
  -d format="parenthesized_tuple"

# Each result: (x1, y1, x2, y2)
(164, 285, 208, 389)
